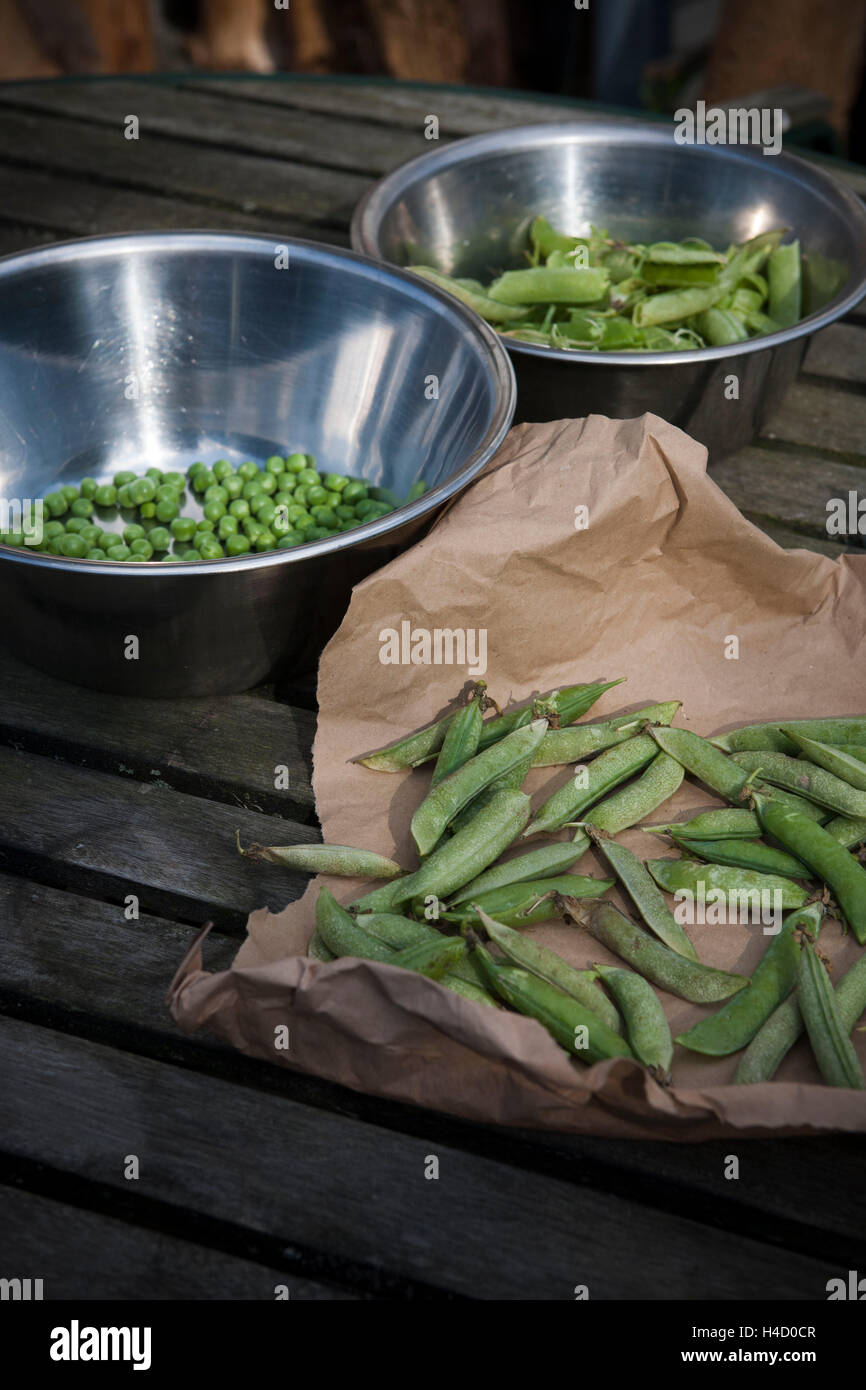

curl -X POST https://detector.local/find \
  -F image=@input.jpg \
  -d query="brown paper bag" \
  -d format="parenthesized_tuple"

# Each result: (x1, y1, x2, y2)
(169, 414, 866, 1139)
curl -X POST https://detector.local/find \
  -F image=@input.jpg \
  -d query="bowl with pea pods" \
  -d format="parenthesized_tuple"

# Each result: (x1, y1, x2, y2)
(0, 232, 515, 696)
(351, 120, 866, 459)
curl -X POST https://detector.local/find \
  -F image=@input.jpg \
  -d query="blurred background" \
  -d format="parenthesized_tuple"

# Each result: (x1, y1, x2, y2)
(1, 0, 865, 162)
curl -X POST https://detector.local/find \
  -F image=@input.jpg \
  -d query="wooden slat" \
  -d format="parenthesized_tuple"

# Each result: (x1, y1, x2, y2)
(804, 322, 866, 385)
(3, 872, 865, 1267)
(711, 445, 866, 543)
(0, 1016, 839, 1299)
(2, 1186, 354, 1300)
(0, 747, 315, 928)
(748, 518, 853, 559)
(0, 109, 367, 230)
(0, 80, 424, 178)
(0, 653, 315, 819)
(762, 380, 866, 460)
(0, 165, 331, 244)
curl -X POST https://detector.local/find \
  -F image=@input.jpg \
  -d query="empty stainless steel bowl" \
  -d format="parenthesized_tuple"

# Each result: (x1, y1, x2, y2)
(0, 233, 515, 696)
(352, 121, 866, 458)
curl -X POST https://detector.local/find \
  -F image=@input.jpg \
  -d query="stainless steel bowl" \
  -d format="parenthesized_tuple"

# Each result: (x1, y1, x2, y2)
(0, 233, 515, 696)
(352, 121, 866, 458)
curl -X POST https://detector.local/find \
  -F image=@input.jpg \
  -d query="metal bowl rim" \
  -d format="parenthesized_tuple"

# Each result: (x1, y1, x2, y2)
(350, 118, 866, 368)
(0, 230, 517, 578)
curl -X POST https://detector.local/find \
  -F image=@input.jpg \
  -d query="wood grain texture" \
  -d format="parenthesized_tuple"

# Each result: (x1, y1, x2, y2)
(762, 380, 866, 460)
(0, 652, 315, 818)
(0, 747, 316, 928)
(804, 322, 866, 385)
(710, 446, 866, 541)
(0, 1016, 841, 1299)
(1, 1185, 354, 1299)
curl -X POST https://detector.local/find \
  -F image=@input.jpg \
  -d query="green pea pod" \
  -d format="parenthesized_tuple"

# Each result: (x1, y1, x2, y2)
(713, 717, 866, 754)
(355, 912, 438, 949)
(470, 935, 634, 1064)
(475, 678, 625, 753)
(633, 284, 725, 328)
(529, 215, 585, 260)
(583, 751, 684, 835)
(430, 681, 487, 786)
(753, 792, 866, 944)
(449, 831, 590, 903)
(533, 701, 680, 767)
(354, 706, 456, 772)
(643, 241, 726, 265)
(823, 815, 866, 850)
(524, 733, 658, 838)
(441, 975, 499, 1007)
(640, 262, 721, 287)
(649, 726, 828, 821)
(354, 788, 531, 911)
(797, 935, 865, 1089)
(736, 950, 866, 1083)
(389, 936, 468, 981)
(239, 837, 404, 880)
(595, 965, 673, 1081)
(676, 903, 823, 1057)
(768, 240, 801, 329)
(670, 835, 810, 881)
(411, 719, 547, 855)
(646, 857, 809, 911)
(486, 266, 610, 306)
(443, 873, 614, 928)
(406, 265, 531, 324)
(693, 308, 749, 346)
(576, 900, 748, 1003)
(782, 729, 866, 792)
(477, 911, 622, 1033)
(446, 755, 531, 836)
(644, 808, 761, 840)
(316, 887, 397, 961)
(307, 929, 336, 962)
(731, 750, 866, 819)
(587, 831, 698, 960)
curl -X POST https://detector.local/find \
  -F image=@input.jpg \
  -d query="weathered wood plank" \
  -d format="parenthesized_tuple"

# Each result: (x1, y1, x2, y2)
(0, 109, 367, 229)
(0, 79, 424, 178)
(0, 747, 316, 928)
(0, 653, 315, 819)
(0, 165, 338, 244)
(0, 1016, 839, 1299)
(710, 445, 866, 541)
(2, 1186, 354, 1300)
(762, 380, 866, 460)
(2, 871, 864, 1267)
(748, 518, 854, 559)
(804, 322, 866, 385)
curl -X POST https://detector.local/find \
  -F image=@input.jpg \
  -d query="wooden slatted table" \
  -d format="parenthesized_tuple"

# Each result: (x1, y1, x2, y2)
(1, 76, 864, 1301)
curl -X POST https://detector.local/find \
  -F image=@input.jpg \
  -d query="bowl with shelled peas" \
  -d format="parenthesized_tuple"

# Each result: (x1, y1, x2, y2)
(0, 233, 514, 696)
(352, 121, 866, 459)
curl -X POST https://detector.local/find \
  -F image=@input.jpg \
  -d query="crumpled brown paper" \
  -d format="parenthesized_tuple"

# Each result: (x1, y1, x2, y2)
(169, 414, 866, 1139)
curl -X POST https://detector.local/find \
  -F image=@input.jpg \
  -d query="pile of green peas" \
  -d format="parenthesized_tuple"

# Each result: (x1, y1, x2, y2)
(1, 453, 400, 562)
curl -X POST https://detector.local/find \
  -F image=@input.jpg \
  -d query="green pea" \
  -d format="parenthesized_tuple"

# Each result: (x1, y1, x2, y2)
(105, 543, 132, 561)
(253, 529, 276, 552)
(130, 478, 156, 505)
(322, 472, 349, 492)
(85, 548, 106, 560)
(129, 538, 154, 559)
(276, 530, 307, 548)
(338, 518, 360, 532)
(66, 498, 91, 518)
(296, 468, 320, 488)
(265, 455, 285, 474)
(256, 472, 277, 495)
(139, 502, 157, 519)
(225, 533, 251, 555)
(335, 503, 356, 521)
(198, 537, 224, 559)
(287, 503, 311, 525)
(163, 471, 185, 489)
(237, 460, 260, 481)
(44, 491, 69, 517)
(223, 474, 243, 500)
(145, 467, 163, 481)
(322, 490, 342, 508)
(241, 481, 264, 502)
(187, 461, 208, 478)
(308, 505, 336, 528)
(342, 480, 368, 504)
(355, 497, 381, 518)
(121, 523, 144, 543)
(285, 453, 307, 473)
(147, 526, 171, 551)
(155, 484, 181, 504)
(303, 525, 331, 541)
(117, 484, 135, 509)
(79, 477, 99, 499)
(195, 517, 215, 534)
(305, 485, 327, 507)
(229, 498, 250, 520)
(64, 516, 90, 534)
(292, 485, 309, 507)
(271, 512, 292, 538)
(171, 516, 196, 542)
(60, 484, 79, 502)
(113, 470, 137, 488)
(191, 470, 215, 494)
(242, 517, 264, 539)
(97, 531, 116, 550)
(43, 520, 65, 539)
(217, 514, 239, 539)
(212, 459, 234, 480)
(156, 498, 180, 523)
(203, 485, 228, 507)
(253, 497, 276, 524)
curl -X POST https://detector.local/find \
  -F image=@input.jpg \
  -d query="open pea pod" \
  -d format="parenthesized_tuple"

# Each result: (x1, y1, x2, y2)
(406, 265, 531, 325)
